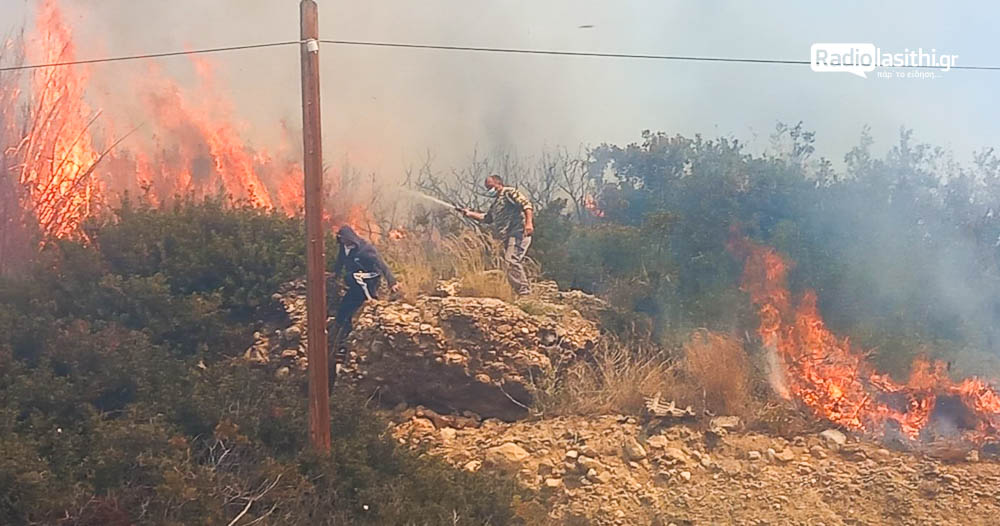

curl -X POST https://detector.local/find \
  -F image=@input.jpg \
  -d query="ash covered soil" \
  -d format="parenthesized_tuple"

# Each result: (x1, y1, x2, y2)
(250, 279, 1000, 525)
(391, 412, 1000, 526)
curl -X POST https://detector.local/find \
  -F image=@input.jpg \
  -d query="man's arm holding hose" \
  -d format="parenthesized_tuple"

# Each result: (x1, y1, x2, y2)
(462, 208, 488, 222)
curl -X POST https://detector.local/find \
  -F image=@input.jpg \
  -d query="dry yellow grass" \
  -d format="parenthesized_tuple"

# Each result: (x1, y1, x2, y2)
(682, 329, 753, 419)
(534, 338, 683, 416)
(381, 230, 515, 303)
(441, 232, 515, 302)
(535, 329, 759, 421)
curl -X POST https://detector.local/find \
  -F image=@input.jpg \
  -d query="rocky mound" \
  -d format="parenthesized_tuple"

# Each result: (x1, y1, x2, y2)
(244, 278, 601, 420)
(391, 414, 1000, 526)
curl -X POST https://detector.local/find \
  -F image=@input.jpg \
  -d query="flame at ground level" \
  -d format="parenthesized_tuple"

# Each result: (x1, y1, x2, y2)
(729, 233, 1000, 444)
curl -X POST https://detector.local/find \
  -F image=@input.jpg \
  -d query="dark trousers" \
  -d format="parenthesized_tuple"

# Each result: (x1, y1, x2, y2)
(331, 276, 379, 352)
(329, 277, 378, 386)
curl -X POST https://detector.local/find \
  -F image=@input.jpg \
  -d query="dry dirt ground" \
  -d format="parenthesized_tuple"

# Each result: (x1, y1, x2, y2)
(252, 280, 1000, 524)
(391, 413, 1000, 526)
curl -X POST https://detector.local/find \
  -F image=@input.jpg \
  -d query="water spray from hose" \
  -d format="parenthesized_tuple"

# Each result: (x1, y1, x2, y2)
(404, 189, 462, 210)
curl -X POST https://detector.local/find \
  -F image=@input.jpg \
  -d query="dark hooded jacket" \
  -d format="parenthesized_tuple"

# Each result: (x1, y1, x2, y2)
(332, 226, 397, 288)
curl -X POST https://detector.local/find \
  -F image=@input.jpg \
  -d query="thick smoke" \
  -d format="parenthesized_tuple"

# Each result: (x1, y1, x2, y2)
(42, 0, 590, 183)
(790, 131, 1000, 378)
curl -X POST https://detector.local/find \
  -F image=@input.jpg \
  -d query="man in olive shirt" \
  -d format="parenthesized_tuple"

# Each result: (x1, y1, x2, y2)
(461, 175, 535, 295)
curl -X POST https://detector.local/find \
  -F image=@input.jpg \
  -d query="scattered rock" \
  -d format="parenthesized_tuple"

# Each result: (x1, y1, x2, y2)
(388, 413, 1000, 526)
(767, 448, 795, 463)
(646, 435, 670, 450)
(919, 480, 940, 497)
(578, 455, 602, 471)
(819, 429, 847, 450)
(839, 444, 867, 461)
(623, 436, 648, 461)
(662, 447, 693, 465)
(871, 448, 893, 462)
(718, 458, 742, 476)
(940, 473, 960, 485)
(544, 477, 563, 489)
(439, 427, 457, 441)
(274, 366, 290, 379)
(486, 442, 531, 466)
(408, 417, 436, 436)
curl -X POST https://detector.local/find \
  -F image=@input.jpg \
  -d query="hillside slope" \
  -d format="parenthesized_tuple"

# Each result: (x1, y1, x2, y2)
(250, 279, 1000, 525)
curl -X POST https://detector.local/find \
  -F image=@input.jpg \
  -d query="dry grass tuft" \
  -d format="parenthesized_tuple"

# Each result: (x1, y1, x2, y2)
(535, 329, 760, 421)
(534, 338, 684, 416)
(682, 329, 753, 419)
(382, 230, 515, 303)
(441, 232, 514, 302)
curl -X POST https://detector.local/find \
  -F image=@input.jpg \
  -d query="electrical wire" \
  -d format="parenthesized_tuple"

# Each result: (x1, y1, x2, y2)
(1, 38, 998, 72)
(322, 39, 810, 66)
(321, 39, 1000, 71)
(0, 40, 302, 72)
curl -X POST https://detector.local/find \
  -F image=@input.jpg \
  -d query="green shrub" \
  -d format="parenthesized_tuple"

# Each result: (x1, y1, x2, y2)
(0, 199, 522, 525)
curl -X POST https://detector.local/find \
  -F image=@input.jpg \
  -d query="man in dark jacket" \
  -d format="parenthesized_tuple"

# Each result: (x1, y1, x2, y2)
(329, 225, 399, 382)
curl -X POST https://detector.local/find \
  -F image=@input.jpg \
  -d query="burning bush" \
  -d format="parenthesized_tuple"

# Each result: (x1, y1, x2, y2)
(732, 234, 1000, 444)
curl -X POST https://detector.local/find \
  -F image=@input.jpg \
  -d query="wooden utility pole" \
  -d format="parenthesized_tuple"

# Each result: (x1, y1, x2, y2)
(299, 0, 331, 453)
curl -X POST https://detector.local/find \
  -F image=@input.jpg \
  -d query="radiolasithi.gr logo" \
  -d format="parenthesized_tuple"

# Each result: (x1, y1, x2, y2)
(810, 43, 959, 79)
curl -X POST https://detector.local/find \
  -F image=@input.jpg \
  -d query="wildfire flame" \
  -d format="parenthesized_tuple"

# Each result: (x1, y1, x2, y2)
(730, 232, 1000, 443)
(583, 194, 605, 218)
(13, 0, 103, 239)
(3, 0, 374, 243)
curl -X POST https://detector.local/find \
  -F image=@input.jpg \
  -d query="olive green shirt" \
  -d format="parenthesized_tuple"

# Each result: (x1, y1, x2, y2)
(483, 187, 533, 239)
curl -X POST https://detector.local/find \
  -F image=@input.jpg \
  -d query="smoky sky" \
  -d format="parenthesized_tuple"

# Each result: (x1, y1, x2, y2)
(1, 0, 997, 179)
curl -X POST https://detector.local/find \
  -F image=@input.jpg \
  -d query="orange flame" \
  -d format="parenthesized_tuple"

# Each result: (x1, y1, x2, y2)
(583, 194, 605, 218)
(14, 0, 103, 239)
(8, 0, 375, 241)
(731, 232, 1000, 443)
